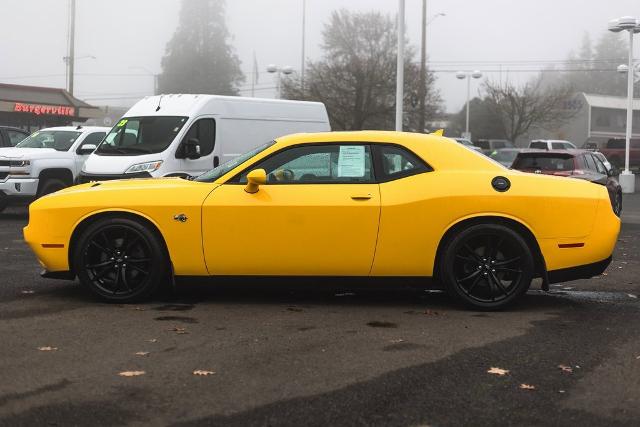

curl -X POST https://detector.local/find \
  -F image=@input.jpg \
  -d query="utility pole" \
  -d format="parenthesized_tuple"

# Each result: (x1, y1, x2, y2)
(301, 0, 306, 93)
(395, 0, 405, 132)
(67, 0, 76, 95)
(417, 0, 427, 133)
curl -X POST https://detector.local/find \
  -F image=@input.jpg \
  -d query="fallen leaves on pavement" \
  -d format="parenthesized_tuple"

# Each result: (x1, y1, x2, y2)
(487, 367, 509, 376)
(21, 290, 35, 295)
(193, 370, 215, 376)
(37, 346, 57, 351)
(168, 327, 188, 334)
(135, 351, 150, 357)
(628, 294, 638, 299)
(558, 364, 573, 373)
(146, 339, 158, 343)
(519, 384, 536, 390)
(118, 371, 145, 377)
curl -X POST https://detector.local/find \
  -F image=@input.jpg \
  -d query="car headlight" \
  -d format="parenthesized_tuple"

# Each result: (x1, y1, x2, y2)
(8, 160, 31, 176)
(10, 160, 30, 167)
(125, 161, 163, 174)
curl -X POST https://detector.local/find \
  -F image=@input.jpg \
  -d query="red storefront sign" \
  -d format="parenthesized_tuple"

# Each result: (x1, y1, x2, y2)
(14, 103, 75, 117)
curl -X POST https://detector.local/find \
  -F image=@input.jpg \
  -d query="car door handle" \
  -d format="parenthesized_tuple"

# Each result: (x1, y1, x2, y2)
(351, 194, 372, 200)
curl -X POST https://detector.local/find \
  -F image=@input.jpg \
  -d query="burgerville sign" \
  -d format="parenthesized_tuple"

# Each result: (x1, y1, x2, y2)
(14, 102, 75, 117)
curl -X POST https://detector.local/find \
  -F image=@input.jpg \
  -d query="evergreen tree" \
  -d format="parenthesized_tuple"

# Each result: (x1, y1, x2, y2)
(158, 0, 244, 95)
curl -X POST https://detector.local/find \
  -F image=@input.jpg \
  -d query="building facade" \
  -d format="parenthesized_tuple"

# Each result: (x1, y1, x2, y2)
(0, 83, 101, 132)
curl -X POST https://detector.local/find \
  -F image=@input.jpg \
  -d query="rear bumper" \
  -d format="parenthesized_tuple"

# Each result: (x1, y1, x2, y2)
(547, 256, 612, 284)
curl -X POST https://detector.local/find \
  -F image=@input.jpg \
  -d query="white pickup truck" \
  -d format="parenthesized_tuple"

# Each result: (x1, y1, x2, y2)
(0, 126, 109, 212)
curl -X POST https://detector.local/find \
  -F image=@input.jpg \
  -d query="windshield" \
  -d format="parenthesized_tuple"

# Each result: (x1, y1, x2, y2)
(16, 130, 81, 151)
(96, 116, 188, 156)
(489, 150, 519, 165)
(195, 141, 276, 182)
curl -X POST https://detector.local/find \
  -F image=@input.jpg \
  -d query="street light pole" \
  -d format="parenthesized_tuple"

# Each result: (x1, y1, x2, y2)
(301, 0, 306, 93)
(395, 0, 405, 132)
(456, 70, 483, 140)
(608, 16, 640, 194)
(68, 0, 76, 95)
(267, 64, 293, 99)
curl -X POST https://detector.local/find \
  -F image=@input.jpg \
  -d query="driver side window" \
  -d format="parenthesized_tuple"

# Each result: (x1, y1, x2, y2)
(238, 144, 373, 184)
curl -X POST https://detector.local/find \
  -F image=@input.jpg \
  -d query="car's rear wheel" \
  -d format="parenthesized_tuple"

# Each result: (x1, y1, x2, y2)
(73, 217, 169, 302)
(441, 224, 534, 310)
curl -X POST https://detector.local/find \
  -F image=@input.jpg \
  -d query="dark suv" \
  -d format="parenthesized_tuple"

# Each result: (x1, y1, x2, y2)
(511, 149, 622, 216)
(0, 126, 29, 147)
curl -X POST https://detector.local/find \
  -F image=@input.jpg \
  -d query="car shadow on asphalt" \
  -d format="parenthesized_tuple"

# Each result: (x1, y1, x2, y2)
(33, 277, 581, 314)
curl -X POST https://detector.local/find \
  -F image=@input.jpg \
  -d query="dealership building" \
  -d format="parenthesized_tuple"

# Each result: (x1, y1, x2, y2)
(528, 92, 640, 148)
(0, 83, 101, 132)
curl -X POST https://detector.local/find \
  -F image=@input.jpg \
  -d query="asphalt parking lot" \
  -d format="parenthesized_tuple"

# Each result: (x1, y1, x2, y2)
(1, 195, 639, 426)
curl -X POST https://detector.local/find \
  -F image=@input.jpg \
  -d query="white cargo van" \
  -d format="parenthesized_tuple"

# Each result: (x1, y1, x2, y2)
(78, 95, 330, 182)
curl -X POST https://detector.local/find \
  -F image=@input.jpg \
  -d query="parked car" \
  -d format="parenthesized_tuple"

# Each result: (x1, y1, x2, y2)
(475, 139, 515, 153)
(78, 95, 331, 183)
(0, 126, 29, 147)
(452, 137, 482, 152)
(593, 151, 613, 173)
(24, 131, 620, 310)
(529, 139, 577, 150)
(488, 148, 525, 167)
(511, 149, 622, 216)
(599, 138, 640, 169)
(0, 126, 108, 212)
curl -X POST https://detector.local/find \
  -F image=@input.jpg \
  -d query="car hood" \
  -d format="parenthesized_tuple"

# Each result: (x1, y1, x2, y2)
(0, 147, 61, 159)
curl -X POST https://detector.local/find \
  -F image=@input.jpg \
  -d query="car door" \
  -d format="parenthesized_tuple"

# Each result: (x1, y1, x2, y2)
(176, 117, 217, 177)
(201, 143, 380, 276)
(73, 132, 105, 175)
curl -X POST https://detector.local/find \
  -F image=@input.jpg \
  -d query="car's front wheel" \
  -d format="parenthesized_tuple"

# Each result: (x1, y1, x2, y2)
(73, 217, 169, 302)
(613, 190, 623, 216)
(440, 224, 535, 310)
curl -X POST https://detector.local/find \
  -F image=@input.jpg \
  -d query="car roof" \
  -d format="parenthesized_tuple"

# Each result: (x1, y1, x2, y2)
(516, 148, 591, 157)
(32, 126, 111, 133)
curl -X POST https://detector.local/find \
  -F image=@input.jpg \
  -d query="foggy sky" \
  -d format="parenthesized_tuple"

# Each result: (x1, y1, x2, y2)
(1, 0, 639, 113)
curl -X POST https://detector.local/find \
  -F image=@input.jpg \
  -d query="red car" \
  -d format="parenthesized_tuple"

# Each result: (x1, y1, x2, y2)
(511, 149, 622, 216)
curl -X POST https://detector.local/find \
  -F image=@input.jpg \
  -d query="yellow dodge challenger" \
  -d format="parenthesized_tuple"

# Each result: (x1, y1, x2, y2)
(23, 131, 620, 310)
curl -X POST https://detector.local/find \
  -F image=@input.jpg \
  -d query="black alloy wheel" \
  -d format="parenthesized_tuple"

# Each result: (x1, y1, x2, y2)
(441, 224, 534, 310)
(74, 218, 168, 302)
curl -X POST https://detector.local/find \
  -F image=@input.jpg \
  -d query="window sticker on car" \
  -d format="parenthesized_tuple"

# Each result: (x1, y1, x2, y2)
(338, 145, 365, 177)
(117, 119, 128, 127)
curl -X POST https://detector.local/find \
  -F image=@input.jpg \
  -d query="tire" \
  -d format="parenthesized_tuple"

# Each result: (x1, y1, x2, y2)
(37, 178, 67, 198)
(73, 217, 169, 302)
(613, 191, 623, 216)
(440, 223, 535, 310)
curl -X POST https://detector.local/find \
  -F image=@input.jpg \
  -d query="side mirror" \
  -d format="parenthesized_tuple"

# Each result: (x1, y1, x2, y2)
(184, 138, 201, 159)
(77, 144, 97, 155)
(244, 169, 267, 194)
(608, 167, 619, 177)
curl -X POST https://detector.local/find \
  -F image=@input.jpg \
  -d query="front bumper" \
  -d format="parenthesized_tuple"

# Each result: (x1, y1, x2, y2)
(547, 256, 612, 284)
(0, 177, 39, 204)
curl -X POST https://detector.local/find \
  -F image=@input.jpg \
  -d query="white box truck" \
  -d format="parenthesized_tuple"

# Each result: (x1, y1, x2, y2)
(78, 95, 330, 182)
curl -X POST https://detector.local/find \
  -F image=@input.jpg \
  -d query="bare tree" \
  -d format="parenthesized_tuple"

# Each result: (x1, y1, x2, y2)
(483, 77, 577, 143)
(282, 10, 441, 131)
